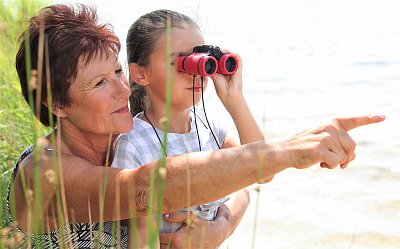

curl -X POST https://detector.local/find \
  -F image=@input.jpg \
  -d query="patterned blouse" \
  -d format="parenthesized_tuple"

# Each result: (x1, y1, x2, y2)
(6, 145, 129, 248)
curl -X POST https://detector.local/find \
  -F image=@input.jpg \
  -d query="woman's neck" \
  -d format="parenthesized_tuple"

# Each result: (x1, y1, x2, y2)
(57, 121, 117, 166)
(144, 105, 191, 134)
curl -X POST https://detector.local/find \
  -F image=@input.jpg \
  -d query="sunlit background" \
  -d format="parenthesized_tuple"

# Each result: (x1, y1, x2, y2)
(57, 0, 400, 248)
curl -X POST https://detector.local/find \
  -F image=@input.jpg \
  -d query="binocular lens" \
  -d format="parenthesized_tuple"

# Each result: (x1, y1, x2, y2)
(177, 54, 218, 76)
(205, 59, 217, 74)
(218, 54, 238, 75)
(225, 57, 236, 73)
(177, 47, 238, 76)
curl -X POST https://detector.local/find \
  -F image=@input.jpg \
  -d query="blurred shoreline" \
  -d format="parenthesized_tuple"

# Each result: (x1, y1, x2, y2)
(226, 165, 400, 249)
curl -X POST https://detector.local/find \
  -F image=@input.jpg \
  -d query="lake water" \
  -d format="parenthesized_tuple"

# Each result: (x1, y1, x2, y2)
(59, 0, 400, 248)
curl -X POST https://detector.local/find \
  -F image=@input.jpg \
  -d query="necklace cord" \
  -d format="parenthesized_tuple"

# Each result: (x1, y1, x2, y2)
(143, 111, 168, 157)
(143, 74, 222, 157)
(193, 75, 202, 151)
(200, 77, 221, 149)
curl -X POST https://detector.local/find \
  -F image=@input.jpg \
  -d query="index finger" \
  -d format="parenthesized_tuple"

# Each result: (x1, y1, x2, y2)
(335, 115, 385, 131)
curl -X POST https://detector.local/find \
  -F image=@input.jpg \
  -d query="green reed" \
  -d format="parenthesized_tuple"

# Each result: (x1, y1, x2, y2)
(0, 1, 47, 246)
(1, 0, 71, 247)
(145, 14, 173, 249)
(0, 0, 50, 229)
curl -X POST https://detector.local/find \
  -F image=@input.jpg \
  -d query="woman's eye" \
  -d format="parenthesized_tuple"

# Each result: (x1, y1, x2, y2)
(95, 79, 106, 88)
(115, 68, 123, 75)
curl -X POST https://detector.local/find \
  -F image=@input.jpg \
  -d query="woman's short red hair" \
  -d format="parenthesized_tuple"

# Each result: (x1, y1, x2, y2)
(16, 4, 121, 127)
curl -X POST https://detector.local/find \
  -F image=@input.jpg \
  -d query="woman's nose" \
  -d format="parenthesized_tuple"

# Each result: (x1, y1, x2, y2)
(114, 75, 131, 99)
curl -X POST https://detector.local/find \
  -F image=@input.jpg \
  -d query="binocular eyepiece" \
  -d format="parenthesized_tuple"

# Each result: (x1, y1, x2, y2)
(177, 45, 238, 77)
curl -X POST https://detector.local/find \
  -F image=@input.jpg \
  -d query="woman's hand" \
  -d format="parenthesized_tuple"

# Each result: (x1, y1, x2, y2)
(278, 115, 386, 170)
(159, 207, 231, 249)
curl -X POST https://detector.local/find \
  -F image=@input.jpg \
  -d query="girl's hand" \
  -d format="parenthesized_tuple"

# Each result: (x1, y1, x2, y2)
(211, 50, 244, 107)
(159, 208, 230, 249)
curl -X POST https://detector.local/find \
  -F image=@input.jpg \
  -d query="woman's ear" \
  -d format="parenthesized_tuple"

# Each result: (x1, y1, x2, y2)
(42, 101, 67, 118)
(129, 63, 149, 86)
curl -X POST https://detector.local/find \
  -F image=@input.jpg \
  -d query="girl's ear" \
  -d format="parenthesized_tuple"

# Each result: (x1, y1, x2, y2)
(129, 63, 149, 86)
(42, 101, 67, 118)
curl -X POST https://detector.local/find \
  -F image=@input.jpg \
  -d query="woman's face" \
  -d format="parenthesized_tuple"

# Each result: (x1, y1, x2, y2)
(144, 26, 207, 110)
(61, 50, 133, 135)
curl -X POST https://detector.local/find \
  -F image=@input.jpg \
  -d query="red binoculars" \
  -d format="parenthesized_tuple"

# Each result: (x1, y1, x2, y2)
(177, 45, 238, 77)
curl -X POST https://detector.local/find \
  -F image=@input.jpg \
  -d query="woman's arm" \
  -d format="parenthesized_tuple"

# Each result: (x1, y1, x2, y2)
(11, 115, 384, 231)
(10, 140, 273, 231)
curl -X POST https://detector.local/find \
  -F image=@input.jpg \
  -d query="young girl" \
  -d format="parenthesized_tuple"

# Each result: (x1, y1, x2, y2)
(112, 9, 271, 247)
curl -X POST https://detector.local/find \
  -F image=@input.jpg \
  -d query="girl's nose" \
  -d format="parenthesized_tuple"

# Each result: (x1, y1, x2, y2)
(190, 74, 203, 81)
(191, 74, 207, 86)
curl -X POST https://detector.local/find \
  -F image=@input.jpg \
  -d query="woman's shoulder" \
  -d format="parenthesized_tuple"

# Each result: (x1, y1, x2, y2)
(17, 135, 57, 166)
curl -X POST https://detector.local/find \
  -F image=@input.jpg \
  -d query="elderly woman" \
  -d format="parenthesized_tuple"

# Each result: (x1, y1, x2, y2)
(7, 3, 384, 249)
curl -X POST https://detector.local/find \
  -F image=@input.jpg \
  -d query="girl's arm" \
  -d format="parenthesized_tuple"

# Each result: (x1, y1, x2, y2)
(214, 51, 273, 182)
(222, 189, 250, 238)
(159, 205, 232, 249)
(212, 51, 265, 145)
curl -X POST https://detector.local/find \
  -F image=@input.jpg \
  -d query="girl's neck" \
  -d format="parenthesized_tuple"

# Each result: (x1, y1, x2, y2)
(144, 105, 191, 134)
(56, 121, 117, 166)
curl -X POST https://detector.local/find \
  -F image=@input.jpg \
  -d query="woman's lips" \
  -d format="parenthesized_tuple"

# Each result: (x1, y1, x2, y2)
(114, 105, 129, 113)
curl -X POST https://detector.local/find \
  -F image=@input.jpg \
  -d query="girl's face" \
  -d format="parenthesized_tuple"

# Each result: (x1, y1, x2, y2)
(144, 26, 207, 110)
(60, 50, 133, 135)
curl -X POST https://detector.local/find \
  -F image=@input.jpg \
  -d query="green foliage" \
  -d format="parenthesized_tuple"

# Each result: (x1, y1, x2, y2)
(0, 0, 50, 228)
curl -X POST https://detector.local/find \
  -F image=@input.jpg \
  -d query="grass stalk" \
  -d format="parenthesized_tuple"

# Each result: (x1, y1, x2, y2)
(97, 131, 114, 246)
(146, 14, 173, 249)
(0, 1, 66, 247)
(19, 0, 47, 244)
(251, 105, 268, 249)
